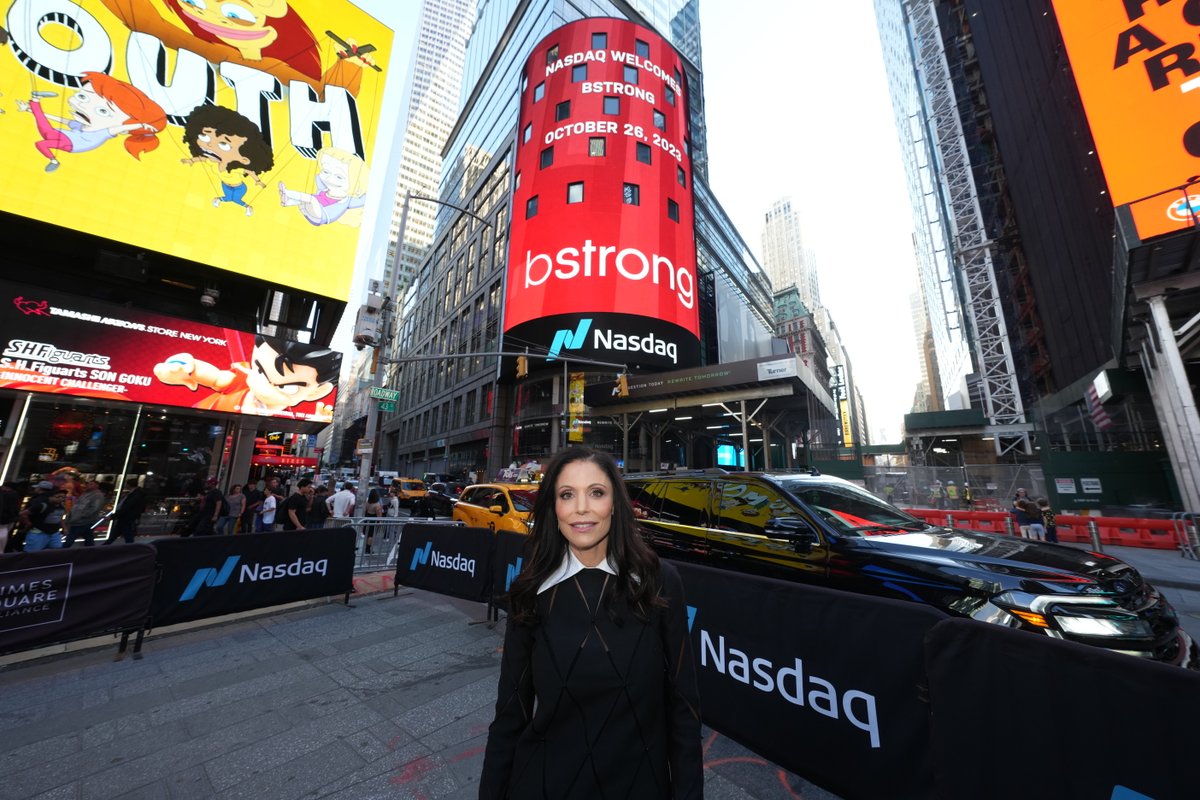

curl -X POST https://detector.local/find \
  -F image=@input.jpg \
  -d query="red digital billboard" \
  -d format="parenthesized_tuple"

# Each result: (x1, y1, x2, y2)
(0, 280, 339, 423)
(504, 18, 700, 371)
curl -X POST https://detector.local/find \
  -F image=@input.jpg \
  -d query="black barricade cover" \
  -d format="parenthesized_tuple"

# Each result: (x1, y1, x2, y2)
(490, 531, 530, 612)
(150, 529, 355, 627)
(0, 545, 157, 654)
(926, 618, 1200, 800)
(673, 561, 944, 800)
(394, 524, 493, 602)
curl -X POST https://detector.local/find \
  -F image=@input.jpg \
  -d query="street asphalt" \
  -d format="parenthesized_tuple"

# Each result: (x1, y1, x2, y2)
(2, 539, 1197, 800)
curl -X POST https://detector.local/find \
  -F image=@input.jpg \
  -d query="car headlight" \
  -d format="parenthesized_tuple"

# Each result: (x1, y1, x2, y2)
(1053, 612, 1152, 638)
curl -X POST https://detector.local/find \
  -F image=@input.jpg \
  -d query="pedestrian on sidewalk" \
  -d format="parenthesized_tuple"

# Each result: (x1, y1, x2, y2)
(1037, 497, 1058, 543)
(23, 482, 67, 551)
(107, 484, 147, 544)
(65, 479, 106, 547)
(218, 484, 245, 535)
(281, 478, 312, 530)
(478, 446, 703, 800)
(1012, 488, 1037, 538)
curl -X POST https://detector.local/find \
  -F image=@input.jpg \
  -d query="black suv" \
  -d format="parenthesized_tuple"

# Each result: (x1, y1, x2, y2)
(627, 470, 1198, 668)
(413, 482, 457, 518)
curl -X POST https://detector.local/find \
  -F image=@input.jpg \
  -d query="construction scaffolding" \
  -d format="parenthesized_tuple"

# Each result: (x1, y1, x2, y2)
(904, 0, 1032, 457)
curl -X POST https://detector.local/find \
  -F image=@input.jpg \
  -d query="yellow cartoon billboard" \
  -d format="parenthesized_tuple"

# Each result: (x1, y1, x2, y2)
(0, 0, 393, 301)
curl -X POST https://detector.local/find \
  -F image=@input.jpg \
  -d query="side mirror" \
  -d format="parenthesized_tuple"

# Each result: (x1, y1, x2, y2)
(765, 517, 820, 554)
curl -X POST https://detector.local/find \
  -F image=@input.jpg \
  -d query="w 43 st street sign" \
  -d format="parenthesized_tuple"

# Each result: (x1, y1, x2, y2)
(369, 387, 399, 401)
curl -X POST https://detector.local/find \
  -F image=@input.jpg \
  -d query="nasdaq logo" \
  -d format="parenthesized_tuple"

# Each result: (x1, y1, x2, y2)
(505, 557, 524, 591)
(179, 556, 240, 601)
(687, 604, 697, 633)
(546, 319, 591, 361)
(410, 541, 476, 576)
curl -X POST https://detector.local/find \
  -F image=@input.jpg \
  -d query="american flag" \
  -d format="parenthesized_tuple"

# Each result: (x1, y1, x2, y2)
(1085, 383, 1114, 430)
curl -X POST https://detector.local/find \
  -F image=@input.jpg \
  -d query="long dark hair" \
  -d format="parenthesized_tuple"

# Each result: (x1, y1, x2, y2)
(507, 447, 662, 625)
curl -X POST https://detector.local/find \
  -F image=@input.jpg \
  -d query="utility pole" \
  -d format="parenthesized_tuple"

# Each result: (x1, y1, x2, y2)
(355, 192, 491, 511)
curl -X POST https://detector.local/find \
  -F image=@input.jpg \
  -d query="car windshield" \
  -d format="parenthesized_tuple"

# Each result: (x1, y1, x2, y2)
(775, 478, 928, 536)
(401, 481, 423, 491)
(510, 489, 537, 512)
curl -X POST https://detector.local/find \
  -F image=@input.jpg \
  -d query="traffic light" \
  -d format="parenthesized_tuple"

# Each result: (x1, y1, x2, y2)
(516, 355, 529, 379)
(614, 373, 629, 397)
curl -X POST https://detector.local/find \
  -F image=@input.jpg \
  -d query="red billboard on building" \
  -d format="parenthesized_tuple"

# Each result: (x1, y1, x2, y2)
(0, 280, 339, 423)
(504, 19, 700, 371)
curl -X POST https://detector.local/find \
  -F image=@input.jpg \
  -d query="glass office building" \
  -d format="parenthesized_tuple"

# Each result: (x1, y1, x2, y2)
(382, 0, 777, 478)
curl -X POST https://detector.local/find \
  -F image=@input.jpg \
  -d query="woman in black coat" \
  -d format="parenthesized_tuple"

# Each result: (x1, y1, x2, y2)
(479, 446, 703, 799)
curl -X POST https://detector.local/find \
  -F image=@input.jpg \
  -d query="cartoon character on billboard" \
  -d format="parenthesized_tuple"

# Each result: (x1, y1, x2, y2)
(13, 72, 166, 173)
(180, 104, 275, 216)
(152, 335, 337, 419)
(162, 0, 322, 81)
(277, 147, 367, 227)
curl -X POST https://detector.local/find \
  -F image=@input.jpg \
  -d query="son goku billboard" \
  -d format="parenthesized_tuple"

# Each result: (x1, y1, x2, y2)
(504, 18, 701, 372)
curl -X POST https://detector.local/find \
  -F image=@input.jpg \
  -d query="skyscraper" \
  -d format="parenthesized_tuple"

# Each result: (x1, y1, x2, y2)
(873, 0, 974, 412)
(382, 0, 477, 295)
(762, 198, 820, 311)
(381, 0, 800, 477)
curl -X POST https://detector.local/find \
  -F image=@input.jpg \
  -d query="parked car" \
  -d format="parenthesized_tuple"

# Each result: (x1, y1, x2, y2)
(413, 482, 458, 518)
(626, 470, 1198, 668)
(392, 478, 427, 508)
(453, 483, 538, 533)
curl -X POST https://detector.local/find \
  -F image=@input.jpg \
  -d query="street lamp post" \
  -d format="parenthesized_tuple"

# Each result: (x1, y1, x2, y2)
(355, 192, 491, 511)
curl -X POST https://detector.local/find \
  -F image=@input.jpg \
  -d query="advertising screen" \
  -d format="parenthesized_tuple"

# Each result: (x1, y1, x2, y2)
(1053, 1, 1200, 240)
(0, 0, 393, 301)
(504, 18, 700, 371)
(0, 279, 339, 422)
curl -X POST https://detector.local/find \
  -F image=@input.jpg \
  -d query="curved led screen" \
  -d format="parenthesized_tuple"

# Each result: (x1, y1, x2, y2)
(504, 18, 700, 371)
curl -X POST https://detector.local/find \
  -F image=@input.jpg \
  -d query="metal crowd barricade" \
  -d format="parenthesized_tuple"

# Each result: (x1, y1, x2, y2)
(1172, 512, 1199, 560)
(326, 515, 465, 572)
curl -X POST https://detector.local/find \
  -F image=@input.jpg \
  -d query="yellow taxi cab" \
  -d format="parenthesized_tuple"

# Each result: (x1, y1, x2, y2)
(452, 483, 538, 533)
(392, 478, 427, 508)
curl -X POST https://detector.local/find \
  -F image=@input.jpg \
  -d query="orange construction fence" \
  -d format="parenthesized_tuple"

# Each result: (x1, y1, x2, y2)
(901, 508, 1181, 550)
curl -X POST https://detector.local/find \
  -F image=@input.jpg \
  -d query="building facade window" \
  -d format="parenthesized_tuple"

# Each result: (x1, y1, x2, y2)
(636, 39, 650, 58)
(623, 183, 640, 205)
(533, 82, 544, 102)
(592, 32, 606, 49)
(522, 124, 531, 143)
(603, 96, 620, 115)
(589, 136, 606, 157)
(653, 109, 666, 131)
(526, 195, 538, 218)
(546, 44, 559, 65)
(677, 165, 686, 187)
(667, 198, 679, 221)
(665, 86, 675, 106)
(567, 182, 584, 203)
(556, 100, 571, 121)
(624, 65, 638, 84)
(572, 64, 587, 82)
(540, 146, 554, 168)
(636, 142, 651, 164)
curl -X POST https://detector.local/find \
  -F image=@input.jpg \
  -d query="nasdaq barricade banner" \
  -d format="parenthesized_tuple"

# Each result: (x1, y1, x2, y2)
(490, 531, 530, 612)
(673, 562, 943, 800)
(926, 618, 1200, 800)
(395, 524, 492, 602)
(0, 544, 156, 654)
(150, 529, 355, 627)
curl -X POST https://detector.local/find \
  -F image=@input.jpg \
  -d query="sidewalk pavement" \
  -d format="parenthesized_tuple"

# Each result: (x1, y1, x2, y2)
(0, 573, 839, 800)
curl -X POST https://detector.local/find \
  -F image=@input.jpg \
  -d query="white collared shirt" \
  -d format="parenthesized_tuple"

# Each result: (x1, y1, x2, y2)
(538, 549, 618, 594)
